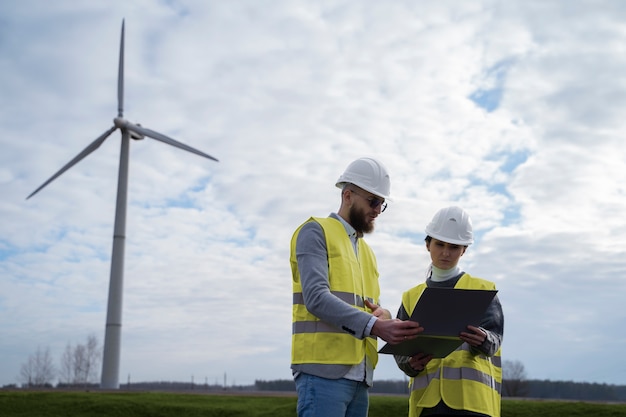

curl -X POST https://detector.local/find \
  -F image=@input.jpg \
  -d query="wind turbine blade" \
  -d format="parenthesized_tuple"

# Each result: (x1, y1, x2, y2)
(117, 19, 125, 118)
(128, 124, 219, 162)
(26, 126, 118, 200)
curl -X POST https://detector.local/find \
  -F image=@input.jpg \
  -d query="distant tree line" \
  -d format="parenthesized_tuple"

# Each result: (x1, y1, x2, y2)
(500, 359, 626, 402)
(523, 380, 626, 402)
(254, 379, 295, 392)
(9, 353, 626, 402)
(123, 380, 252, 392)
(252, 378, 626, 402)
(254, 360, 626, 403)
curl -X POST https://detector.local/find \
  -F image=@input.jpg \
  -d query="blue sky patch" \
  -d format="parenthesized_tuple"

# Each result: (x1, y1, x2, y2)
(470, 87, 503, 112)
(469, 60, 513, 112)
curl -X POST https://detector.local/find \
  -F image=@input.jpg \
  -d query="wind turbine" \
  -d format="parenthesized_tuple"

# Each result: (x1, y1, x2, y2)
(26, 20, 218, 389)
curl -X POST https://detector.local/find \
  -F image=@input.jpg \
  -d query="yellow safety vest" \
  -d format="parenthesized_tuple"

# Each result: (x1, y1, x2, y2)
(404, 274, 502, 417)
(291, 217, 380, 367)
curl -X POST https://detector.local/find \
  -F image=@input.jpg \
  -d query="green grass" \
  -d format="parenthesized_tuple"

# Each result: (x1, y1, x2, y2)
(1, 391, 625, 417)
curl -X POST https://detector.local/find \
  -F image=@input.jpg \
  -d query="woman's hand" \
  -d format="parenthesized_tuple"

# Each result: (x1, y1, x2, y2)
(460, 325, 486, 347)
(409, 352, 433, 372)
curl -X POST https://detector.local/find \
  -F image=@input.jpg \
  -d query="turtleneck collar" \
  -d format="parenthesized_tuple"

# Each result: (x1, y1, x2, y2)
(429, 263, 462, 282)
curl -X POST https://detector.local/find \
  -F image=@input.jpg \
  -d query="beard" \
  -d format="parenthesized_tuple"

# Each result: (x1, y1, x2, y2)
(348, 204, 374, 235)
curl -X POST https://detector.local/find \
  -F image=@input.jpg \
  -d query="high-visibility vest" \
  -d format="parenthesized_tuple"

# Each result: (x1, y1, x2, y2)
(291, 217, 380, 367)
(404, 274, 502, 417)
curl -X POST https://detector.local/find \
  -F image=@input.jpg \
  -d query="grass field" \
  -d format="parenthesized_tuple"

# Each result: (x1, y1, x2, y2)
(1, 390, 626, 416)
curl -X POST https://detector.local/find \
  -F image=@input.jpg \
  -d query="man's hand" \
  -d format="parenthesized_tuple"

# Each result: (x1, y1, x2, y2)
(364, 299, 392, 319)
(371, 317, 424, 344)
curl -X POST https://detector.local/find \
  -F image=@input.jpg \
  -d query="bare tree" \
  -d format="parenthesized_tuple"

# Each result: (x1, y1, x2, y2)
(19, 346, 56, 387)
(84, 334, 101, 383)
(59, 343, 73, 384)
(502, 359, 529, 397)
(59, 334, 102, 386)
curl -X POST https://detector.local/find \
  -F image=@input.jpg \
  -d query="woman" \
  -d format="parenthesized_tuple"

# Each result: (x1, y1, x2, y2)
(394, 206, 504, 417)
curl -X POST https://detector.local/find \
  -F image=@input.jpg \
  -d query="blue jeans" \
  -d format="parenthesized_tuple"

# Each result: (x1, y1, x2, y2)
(295, 373, 369, 417)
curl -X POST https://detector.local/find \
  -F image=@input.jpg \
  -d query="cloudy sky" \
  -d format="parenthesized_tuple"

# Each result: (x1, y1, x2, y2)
(2, 0, 626, 388)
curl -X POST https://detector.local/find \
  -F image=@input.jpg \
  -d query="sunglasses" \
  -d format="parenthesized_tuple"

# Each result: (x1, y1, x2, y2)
(350, 189, 387, 212)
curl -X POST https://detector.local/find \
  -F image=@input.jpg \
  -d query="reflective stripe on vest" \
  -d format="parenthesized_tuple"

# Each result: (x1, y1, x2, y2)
(293, 321, 377, 343)
(410, 357, 502, 393)
(293, 291, 374, 308)
(410, 345, 502, 393)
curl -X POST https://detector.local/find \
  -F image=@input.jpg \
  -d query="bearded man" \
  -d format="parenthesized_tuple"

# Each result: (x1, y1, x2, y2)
(290, 157, 424, 417)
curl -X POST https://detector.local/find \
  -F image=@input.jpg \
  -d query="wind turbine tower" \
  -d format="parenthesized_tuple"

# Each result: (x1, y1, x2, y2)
(27, 20, 218, 389)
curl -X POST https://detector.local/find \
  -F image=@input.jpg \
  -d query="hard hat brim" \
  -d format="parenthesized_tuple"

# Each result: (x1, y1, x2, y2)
(426, 232, 473, 246)
(335, 181, 392, 201)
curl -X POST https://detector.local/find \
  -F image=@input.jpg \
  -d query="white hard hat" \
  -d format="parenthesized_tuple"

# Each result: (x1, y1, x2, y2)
(335, 157, 391, 199)
(425, 206, 473, 245)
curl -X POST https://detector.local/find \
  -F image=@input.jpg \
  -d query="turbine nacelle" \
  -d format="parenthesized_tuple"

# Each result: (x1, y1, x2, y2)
(113, 117, 144, 140)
